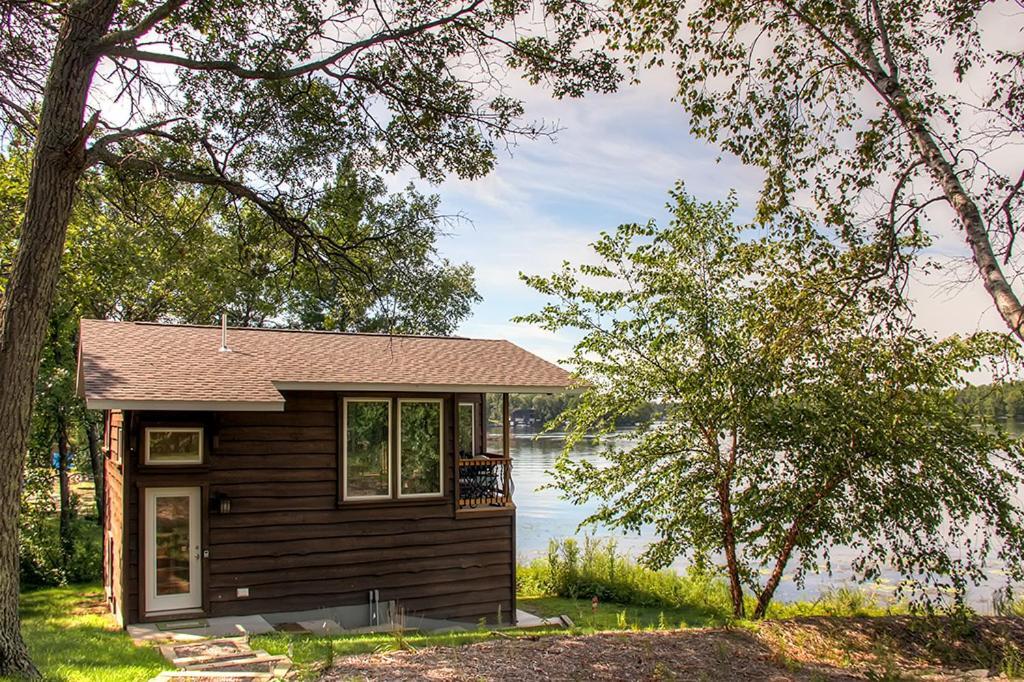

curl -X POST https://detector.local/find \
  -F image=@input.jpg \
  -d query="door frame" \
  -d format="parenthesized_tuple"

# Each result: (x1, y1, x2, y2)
(140, 484, 207, 617)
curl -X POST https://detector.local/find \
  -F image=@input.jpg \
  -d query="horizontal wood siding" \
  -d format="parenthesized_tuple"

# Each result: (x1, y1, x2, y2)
(121, 390, 514, 625)
(103, 410, 126, 625)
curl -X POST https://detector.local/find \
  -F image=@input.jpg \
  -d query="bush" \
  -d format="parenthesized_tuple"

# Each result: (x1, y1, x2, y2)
(519, 538, 898, 620)
(20, 513, 101, 587)
(518, 538, 734, 617)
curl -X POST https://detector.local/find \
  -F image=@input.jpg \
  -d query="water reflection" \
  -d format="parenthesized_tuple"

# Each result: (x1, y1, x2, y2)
(500, 426, 1013, 609)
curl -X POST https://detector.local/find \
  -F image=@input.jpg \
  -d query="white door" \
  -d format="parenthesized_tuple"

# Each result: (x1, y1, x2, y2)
(145, 487, 202, 614)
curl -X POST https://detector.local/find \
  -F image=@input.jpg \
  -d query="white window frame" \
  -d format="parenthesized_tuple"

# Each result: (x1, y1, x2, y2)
(458, 402, 476, 456)
(397, 398, 445, 499)
(143, 427, 204, 465)
(342, 397, 393, 501)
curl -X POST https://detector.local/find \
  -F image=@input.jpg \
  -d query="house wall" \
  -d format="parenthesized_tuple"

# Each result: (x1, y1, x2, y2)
(102, 409, 127, 626)
(111, 390, 515, 625)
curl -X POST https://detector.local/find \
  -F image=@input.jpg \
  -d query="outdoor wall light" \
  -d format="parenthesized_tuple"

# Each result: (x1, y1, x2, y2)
(211, 492, 231, 514)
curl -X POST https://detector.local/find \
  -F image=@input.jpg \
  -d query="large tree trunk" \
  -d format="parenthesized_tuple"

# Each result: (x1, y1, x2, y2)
(0, 1, 118, 676)
(86, 418, 104, 526)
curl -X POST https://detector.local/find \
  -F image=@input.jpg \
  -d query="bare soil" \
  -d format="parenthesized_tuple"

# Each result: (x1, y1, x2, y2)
(322, 617, 1024, 681)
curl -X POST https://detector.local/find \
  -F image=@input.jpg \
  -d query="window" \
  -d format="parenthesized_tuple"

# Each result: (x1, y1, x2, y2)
(458, 403, 475, 457)
(343, 399, 392, 500)
(144, 427, 203, 465)
(398, 399, 443, 497)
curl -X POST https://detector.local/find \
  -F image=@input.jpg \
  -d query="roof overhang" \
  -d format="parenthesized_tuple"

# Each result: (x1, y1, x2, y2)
(272, 381, 573, 394)
(85, 399, 285, 412)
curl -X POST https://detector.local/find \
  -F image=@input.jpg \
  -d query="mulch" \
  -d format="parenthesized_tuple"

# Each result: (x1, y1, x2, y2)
(321, 617, 1024, 681)
(320, 629, 861, 681)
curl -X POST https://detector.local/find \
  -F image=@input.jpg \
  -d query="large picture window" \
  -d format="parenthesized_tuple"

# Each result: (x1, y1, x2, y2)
(398, 399, 443, 497)
(144, 427, 203, 465)
(343, 399, 392, 500)
(457, 402, 475, 457)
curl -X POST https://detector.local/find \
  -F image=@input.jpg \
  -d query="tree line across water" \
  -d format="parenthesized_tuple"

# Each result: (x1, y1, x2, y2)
(958, 383, 1024, 425)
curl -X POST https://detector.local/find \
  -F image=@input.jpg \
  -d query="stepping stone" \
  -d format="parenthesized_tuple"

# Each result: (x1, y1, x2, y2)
(296, 619, 345, 635)
(160, 637, 252, 666)
(150, 672, 273, 681)
(189, 653, 290, 674)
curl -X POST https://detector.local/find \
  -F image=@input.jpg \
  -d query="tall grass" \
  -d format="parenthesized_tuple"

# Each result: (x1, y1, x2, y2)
(519, 538, 735, 619)
(519, 538, 897, 621)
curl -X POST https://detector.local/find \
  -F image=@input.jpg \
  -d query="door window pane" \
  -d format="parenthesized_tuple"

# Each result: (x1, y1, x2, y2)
(400, 401, 442, 496)
(146, 429, 202, 464)
(345, 401, 390, 498)
(154, 496, 190, 596)
(458, 403, 475, 456)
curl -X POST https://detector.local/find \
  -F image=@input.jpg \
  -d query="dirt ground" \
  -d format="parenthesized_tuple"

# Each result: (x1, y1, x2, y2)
(321, 617, 1024, 681)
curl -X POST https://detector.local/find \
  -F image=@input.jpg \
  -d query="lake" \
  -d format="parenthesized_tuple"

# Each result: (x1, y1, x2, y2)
(498, 426, 1014, 610)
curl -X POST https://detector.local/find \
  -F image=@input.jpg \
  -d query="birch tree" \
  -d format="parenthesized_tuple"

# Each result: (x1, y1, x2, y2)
(608, 0, 1024, 338)
(520, 187, 1024, 619)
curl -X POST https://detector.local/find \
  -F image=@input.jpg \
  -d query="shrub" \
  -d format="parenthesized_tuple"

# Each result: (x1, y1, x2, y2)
(518, 537, 734, 617)
(518, 537, 898, 620)
(20, 514, 101, 587)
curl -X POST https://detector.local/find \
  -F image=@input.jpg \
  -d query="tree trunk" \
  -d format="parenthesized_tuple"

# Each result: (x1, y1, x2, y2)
(56, 417, 72, 567)
(0, 1, 118, 676)
(752, 520, 802, 620)
(838, 9, 1024, 341)
(717, 479, 746, 619)
(86, 418, 103, 526)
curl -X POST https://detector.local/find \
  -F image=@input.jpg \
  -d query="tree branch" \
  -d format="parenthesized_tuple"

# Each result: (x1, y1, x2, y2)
(93, 0, 191, 50)
(102, 0, 485, 80)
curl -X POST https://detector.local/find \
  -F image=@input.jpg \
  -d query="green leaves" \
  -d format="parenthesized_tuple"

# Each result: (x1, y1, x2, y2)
(522, 184, 1024, 616)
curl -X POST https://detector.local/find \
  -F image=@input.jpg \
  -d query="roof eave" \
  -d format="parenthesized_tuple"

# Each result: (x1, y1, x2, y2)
(85, 399, 286, 412)
(272, 381, 574, 394)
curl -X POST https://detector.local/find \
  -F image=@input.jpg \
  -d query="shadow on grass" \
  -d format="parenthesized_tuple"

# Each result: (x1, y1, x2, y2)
(11, 583, 168, 682)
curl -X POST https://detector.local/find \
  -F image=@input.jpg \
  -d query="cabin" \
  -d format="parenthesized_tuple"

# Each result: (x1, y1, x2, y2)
(76, 319, 572, 628)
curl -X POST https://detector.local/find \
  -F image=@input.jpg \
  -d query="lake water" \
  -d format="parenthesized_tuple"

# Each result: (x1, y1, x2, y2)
(498, 426, 1014, 610)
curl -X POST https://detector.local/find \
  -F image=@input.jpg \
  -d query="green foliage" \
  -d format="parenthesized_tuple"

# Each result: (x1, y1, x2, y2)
(959, 382, 1024, 424)
(519, 538, 734, 619)
(606, 0, 1022, 293)
(18, 517, 101, 588)
(518, 185, 1024, 617)
(15, 583, 169, 681)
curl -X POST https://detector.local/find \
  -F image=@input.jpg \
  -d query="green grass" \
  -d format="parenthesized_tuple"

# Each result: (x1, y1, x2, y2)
(6, 583, 169, 682)
(4, 542, 901, 682)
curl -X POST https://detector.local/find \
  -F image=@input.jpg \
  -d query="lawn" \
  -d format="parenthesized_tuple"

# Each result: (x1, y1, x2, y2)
(6, 583, 168, 682)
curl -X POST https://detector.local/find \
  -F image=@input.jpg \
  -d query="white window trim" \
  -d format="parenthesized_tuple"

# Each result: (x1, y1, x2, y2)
(342, 397, 393, 501)
(143, 427, 204, 465)
(458, 402, 475, 456)
(397, 398, 445, 499)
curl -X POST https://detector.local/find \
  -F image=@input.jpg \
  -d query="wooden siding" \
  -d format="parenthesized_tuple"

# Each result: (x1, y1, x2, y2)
(102, 410, 127, 626)
(118, 391, 514, 625)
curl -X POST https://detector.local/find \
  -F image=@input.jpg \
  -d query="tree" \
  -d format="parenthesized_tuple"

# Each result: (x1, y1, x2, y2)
(0, 124, 487, 671)
(519, 186, 1024, 619)
(607, 0, 1024, 339)
(0, 3, 616, 666)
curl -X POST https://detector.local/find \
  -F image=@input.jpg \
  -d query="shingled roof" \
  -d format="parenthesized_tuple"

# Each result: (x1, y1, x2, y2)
(78, 319, 574, 411)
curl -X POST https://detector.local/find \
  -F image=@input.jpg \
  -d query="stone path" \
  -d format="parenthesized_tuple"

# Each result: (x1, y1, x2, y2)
(149, 637, 292, 682)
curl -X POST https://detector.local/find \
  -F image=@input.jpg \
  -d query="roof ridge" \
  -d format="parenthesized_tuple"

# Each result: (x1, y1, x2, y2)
(81, 318, 496, 342)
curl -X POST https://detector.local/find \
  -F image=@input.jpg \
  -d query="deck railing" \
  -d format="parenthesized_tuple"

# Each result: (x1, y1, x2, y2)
(456, 454, 512, 509)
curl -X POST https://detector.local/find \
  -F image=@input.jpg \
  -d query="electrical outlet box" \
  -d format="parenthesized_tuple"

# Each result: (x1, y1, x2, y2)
(236, 587, 249, 598)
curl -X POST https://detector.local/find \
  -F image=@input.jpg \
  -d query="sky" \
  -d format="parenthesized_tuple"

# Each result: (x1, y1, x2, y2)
(427, 72, 1009, 368)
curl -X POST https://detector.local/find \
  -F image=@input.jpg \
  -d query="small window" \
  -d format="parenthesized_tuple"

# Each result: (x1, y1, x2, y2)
(144, 427, 203, 465)
(458, 403, 475, 457)
(343, 399, 392, 500)
(398, 399, 443, 497)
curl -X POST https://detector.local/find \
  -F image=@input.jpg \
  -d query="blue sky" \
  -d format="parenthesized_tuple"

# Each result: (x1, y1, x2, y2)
(425, 74, 1006, 367)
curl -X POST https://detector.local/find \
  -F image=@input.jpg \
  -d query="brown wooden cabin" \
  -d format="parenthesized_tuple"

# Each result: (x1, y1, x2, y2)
(76, 319, 572, 627)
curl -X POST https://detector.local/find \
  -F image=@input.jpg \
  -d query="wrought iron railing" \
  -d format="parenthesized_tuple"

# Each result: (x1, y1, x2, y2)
(456, 454, 512, 509)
